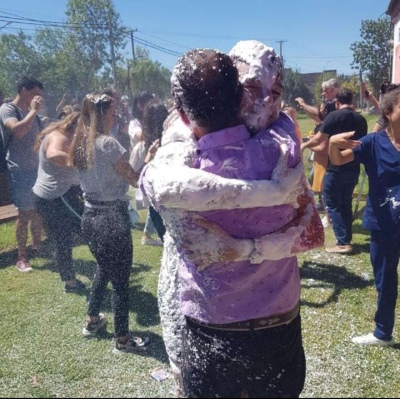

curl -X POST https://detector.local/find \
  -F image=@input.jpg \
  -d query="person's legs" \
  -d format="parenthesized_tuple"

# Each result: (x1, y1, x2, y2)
(370, 229, 400, 341)
(82, 207, 110, 319)
(8, 169, 39, 268)
(142, 207, 162, 246)
(338, 174, 358, 244)
(15, 211, 30, 260)
(324, 172, 356, 246)
(181, 315, 306, 398)
(149, 205, 166, 241)
(30, 210, 43, 250)
(34, 194, 81, 288)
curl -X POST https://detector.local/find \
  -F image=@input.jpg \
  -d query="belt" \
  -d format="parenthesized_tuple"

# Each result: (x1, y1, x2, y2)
(188, 302, 300, 332)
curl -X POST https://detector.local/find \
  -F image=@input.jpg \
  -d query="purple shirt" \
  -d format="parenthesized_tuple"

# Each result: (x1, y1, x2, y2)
(180, 113, 302, 323)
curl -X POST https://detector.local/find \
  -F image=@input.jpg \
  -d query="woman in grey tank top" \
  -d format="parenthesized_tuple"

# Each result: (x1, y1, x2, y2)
(32, 112, 85, 293)
(69, 93, 150, 354)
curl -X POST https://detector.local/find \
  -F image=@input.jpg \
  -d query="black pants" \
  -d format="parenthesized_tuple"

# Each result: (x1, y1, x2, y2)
(149, 205, 166, 241)
(34, 186, 83, 282)
(82, 202, 132, 338)
(182, 315, 306, 398)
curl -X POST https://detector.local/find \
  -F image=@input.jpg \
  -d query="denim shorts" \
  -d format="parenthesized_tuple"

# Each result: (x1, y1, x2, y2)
(7, 169, 37, 211)
(181, 314, 306, 398)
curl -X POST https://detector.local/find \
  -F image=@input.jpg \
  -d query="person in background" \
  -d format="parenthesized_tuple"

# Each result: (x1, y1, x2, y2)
(302, 88, 368, 254)
(129, 99, 166, 246)
(69, 93, 150, 354)
(296, 78, 341, 228)
(329, 85, 400, 346)
(361, 81, 398, 133)
(0, 76, 44, 272)
(32, 112, 86, 293)
(282, 102, 302, 145)
(0, 89, 4, 106)
(128, 91, 154, 150)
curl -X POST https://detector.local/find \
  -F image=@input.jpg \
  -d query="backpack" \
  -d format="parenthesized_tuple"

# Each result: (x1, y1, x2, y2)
(0, 103, 43, 173)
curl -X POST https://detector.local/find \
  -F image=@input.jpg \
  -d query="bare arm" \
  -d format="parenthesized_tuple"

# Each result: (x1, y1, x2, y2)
(7, 96, 43, 139)
(45, 132, 71, 167)
(115, 153, 141, 187)
(295, 97, 320, 121)
(328, 131, 358, 166)
(56, 93, 68, 115)
(301, 131, 329, 152)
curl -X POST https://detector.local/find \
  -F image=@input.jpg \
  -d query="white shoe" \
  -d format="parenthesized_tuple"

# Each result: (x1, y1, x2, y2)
(321, 215, 331, 228)
(141, 237, 163, 247)
(352, 333, 394, 346)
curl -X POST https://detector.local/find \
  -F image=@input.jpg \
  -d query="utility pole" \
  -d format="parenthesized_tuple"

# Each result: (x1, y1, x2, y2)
(130, 29, 138, 65)
(359, 69, 363, 110)
(275, 40, 287, 61)
(108, 16, 118, 91)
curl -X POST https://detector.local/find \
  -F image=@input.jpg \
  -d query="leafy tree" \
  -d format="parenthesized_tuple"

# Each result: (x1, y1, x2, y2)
(129, 58, 171, 100)
(350, 17, 393, 95)
(283, 68, 313, 107)
(0, 32, 42, 96)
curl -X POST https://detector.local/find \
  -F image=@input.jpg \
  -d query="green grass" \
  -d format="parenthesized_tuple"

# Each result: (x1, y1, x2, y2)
(1, 115, 400, 398)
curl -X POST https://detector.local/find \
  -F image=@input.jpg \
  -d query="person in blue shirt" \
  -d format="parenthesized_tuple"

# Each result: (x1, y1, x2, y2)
(328, 84, 400, 346)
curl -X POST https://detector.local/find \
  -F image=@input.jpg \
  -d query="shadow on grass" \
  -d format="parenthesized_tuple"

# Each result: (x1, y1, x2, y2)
(0, 247, 18, 270)
(352, 223, 371, 238)
(90, 327, 169, 362)
(300, 260, 374, 308)
(35, 258, 160, 327)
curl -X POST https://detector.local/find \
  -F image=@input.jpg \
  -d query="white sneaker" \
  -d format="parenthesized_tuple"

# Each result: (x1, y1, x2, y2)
(141, 237, 163, 247)
(352, 333, 394, 346)
(321, 215, 331, 228)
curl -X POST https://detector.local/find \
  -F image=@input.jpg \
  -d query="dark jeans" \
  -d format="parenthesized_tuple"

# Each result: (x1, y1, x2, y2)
(181, 315, 306, 398)
(82, 202, 132, 338)
(370, 229, 400, 341)
(34, 186, 83, 282)
(149, 205, 166, 242)
(323, 170, 359, 245)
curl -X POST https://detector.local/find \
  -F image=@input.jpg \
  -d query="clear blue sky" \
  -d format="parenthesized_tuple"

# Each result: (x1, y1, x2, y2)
(0, 0, 390, 76)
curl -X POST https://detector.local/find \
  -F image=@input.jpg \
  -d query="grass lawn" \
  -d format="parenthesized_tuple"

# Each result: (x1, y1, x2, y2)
(1, 113, 400, 398)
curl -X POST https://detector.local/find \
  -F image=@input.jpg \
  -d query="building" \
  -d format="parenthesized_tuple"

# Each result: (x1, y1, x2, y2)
(387, 0, 400, 83)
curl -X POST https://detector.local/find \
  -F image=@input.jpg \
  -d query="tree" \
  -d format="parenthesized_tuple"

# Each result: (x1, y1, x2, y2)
(0, 32, 42, 96)
(65, 0, 128, 91)
(283, 68, 313, 106)
(350, 17, 393, 95)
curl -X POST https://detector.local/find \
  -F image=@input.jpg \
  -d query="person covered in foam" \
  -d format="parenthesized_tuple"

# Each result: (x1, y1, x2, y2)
(140, 42, 323, 396)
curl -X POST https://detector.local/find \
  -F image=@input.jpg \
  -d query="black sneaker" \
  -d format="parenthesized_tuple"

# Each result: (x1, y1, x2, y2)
(65, 280, 87, 293)
(113, 335, 150, 354)
(82, 313, 107, 337)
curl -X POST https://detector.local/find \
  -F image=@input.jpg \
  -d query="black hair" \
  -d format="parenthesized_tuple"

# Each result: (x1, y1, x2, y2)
(335, 88, 353, 105)
(172, 49, 242, 132)
(380, 86, 400, 123)
(17, 76, 44, 93)
(131, 91, 154, 120)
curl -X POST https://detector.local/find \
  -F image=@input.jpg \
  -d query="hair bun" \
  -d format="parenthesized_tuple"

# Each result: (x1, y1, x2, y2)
(380, 81, 399, 95)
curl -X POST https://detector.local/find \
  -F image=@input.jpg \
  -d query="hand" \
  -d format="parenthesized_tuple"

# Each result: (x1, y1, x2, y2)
(31, 95, 44, 112)
(148, 139, 160, 156)
(295, 97, 305, 107)
(180, 216, 253, 271)
(329, 131, 360, 149)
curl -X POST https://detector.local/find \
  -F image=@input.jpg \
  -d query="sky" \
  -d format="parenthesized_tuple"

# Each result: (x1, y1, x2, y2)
(0, 0, 391, 77)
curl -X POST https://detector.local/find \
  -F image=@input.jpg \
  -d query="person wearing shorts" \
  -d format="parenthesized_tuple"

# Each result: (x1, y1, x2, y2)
(0, 76, 44, 272)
